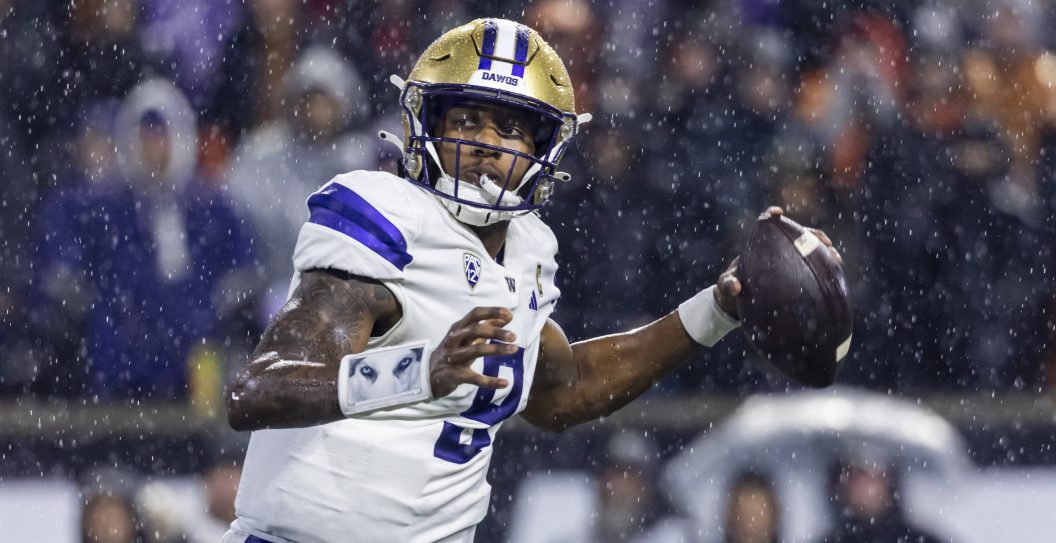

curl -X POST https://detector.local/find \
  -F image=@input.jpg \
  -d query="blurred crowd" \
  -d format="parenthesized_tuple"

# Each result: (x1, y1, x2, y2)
(506, 428, 952, 543)
(2, 0, 1056, 402)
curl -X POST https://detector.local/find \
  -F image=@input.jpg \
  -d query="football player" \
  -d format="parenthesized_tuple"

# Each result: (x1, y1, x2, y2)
(224, 18, 836, 543)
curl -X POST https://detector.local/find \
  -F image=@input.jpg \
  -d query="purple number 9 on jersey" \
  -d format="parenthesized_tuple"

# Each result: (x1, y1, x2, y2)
(433, 346, 525, 464)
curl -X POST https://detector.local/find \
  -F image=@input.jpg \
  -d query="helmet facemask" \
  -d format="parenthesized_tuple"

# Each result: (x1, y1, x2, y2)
(397, 81, 578, 226)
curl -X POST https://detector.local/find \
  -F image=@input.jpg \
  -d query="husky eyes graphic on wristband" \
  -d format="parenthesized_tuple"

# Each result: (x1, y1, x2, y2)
(337, 342, 431, 416)
(433, 346, 525, 464)
(347, 348, 422, 401)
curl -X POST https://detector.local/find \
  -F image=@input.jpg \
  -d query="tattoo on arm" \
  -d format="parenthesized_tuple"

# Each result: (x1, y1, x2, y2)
(227, 269, 400, 431)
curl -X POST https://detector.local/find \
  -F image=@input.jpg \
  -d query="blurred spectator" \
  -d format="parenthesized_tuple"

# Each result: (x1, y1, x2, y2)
(595, 432, 664, 542)
(647, 23, 736, 303)
(826, 13, 907, 191)
(79, 468, 141, 543)
(815, 447, 944, 543)
(365, 0, 424, 91)
(135, 445, 244, 543)
(226, 45, 376, 320)
(0, 7, 37, 393)
(133, 482, 185, 543)
(728, 28, 792, 209)
(208, 0, 305, 142)
(847, 51, 964, 388)
(932, 121, 1048, 389)
(963, 1, 1048, 219)
(526, 0, 602, 114)
(31, 79, 255, 399)
(82, 493, 138, 543)
(546, 126, 663, 342)
(53, 0, 146, 135)
(195, 456, 242, 541)
(0, 1, 61, 148)
(507, 431, 663, 543)
(644, 469, 782, 543)
(722, 471, 781, 543)
(139, 1, 243, 112)
(21, 99, 121, 397)
(1038, 52, 1056, 390)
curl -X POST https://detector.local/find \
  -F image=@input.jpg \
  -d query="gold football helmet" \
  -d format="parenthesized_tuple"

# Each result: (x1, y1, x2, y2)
(379, 18, 591, 226)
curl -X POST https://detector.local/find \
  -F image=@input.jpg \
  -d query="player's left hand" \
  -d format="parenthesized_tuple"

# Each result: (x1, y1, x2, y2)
(713, 206, 842, 320)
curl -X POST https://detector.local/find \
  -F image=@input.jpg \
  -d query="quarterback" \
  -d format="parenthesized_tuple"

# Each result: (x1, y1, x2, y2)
(225, 18, 836, 543)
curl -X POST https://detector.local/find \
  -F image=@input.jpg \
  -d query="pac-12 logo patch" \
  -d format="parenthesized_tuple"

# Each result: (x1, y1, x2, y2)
(463, 253, 482, 288)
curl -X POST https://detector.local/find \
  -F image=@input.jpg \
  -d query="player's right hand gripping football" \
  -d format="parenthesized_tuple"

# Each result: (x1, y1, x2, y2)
(430, 307, 518, 398)
(714, 206, 843, 319)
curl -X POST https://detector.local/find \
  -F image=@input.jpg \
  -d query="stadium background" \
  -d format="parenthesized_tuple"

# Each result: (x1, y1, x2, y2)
(1, 0, 1055, 541)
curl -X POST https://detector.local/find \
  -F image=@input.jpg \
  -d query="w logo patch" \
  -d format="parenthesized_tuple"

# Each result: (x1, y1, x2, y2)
(463, 253, 482, 288)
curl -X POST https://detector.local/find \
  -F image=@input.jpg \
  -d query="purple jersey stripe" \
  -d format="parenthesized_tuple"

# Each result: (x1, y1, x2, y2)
(478, 19, 497, 71)
(512, 25, 530, 77)
(307, 184, 412, 271)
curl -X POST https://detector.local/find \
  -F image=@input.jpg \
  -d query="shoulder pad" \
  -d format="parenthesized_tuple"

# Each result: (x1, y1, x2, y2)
(293, 171, 419, 280)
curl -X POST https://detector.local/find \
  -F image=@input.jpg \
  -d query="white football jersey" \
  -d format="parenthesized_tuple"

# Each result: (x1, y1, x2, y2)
(231, 170, 561, 543)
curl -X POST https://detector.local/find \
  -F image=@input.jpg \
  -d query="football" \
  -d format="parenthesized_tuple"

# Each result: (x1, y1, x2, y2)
(735, 212, 853, 387)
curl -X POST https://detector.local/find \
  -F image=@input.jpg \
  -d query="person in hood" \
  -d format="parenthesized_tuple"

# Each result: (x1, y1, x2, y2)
(225, 45, 379, 320)
(33, 78, 255, 400)
(815, 447, 946, 543)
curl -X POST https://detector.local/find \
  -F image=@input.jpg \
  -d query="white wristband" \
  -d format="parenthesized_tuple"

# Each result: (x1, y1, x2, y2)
(677, 285, 740, 347)
(337, 341, 431, 417)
